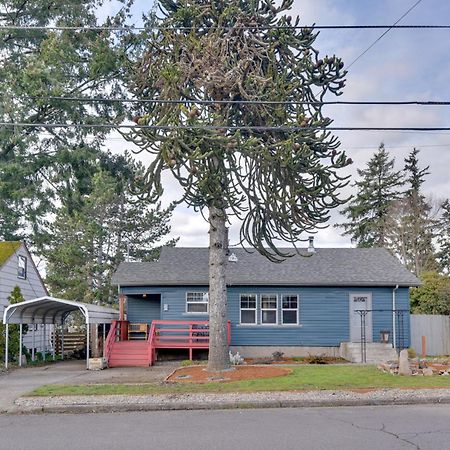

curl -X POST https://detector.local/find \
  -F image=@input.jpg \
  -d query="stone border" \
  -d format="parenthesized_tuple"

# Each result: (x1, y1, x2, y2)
(12, 388, 450, 415)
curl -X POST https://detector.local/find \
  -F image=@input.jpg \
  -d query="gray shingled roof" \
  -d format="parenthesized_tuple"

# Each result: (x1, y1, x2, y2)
(112, 247, 420, 287)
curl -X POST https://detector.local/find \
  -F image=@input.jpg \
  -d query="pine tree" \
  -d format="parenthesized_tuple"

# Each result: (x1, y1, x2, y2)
(125, 0, 351, 370)
(337, 143, 404, 247)
(387, 148, 436, 275)
(44, 156, 176, 305)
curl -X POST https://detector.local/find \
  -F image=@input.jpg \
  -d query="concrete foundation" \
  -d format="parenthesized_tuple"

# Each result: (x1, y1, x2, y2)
(230, 346, 340, 358)
(339, 342, 398, 363)
(88, 357, 107, 370)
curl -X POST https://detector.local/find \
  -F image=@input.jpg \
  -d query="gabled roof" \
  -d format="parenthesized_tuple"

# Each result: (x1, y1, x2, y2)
(0, 240, 49, 296)
(112, 247, 421, 288)
(0, 241, 22, 267)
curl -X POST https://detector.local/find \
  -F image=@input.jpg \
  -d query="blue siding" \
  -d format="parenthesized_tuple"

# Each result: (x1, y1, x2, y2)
(121, 285, 410, 347)
(127, 294, 161, 324)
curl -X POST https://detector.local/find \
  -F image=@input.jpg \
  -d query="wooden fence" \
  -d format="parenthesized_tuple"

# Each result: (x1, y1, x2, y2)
(410, 315, 450, 356)
(53, 332, 86, 354)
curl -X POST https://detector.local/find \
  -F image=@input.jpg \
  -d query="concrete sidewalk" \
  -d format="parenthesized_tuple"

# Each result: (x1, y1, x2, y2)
(14, 388, 450, 414)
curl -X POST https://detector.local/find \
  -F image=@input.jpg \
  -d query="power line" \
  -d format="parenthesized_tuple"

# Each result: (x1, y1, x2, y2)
(1, 23, 448, 32)
(2, 122, 450, 132)
(345, 143, 450, 150)
(36, 132, 450, 147)
(19, 96, 450, 106)
(347, 0, 423, 69)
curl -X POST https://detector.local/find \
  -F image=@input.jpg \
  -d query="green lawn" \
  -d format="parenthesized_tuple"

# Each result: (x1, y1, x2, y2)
(29, 365, 450, 397)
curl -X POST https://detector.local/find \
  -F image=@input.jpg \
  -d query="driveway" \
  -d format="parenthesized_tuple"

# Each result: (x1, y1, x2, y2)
(0, 360, 176, 413)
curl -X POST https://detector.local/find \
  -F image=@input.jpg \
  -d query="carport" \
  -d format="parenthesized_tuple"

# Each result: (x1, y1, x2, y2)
(3, 296, 120, 369)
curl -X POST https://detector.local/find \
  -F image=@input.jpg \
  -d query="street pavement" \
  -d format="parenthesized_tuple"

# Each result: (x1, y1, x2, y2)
(0, 405, 449, 450)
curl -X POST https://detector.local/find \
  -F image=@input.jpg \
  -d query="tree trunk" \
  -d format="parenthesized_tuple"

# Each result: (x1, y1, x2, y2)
(207, 204, 230, 371)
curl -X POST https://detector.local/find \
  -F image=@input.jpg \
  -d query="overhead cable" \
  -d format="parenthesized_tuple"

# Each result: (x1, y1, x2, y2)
(346, 0, 423, 69)
(18, 97, 450, 106)
(2, 122, 450, 132)
(0, 23, 447, 32)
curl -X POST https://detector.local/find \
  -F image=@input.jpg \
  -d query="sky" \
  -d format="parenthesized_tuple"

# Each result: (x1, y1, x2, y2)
(101, 0, 450, 249)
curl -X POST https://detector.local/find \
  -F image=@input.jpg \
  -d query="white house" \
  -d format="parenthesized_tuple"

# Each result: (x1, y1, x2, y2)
(0, 241, 50, 354)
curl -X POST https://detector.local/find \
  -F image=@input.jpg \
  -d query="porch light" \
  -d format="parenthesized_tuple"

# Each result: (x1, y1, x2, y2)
(380, 330, 390, 344)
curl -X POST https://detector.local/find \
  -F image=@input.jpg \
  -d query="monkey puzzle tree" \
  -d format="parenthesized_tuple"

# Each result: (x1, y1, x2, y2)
(125, 0, 350, 370)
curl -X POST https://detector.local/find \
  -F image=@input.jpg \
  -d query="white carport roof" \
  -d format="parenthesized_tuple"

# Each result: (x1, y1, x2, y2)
(3, 296, 120, 370)
(3, 296, 120, 325)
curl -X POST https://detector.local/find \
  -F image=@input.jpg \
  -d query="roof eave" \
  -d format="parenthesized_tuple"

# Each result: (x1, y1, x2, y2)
(115, 280, 420, 288)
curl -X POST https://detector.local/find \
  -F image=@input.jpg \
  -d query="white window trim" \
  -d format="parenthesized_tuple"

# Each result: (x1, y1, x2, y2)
(185, 291, 209, 314)
(281, 293, 299, 325)
(239, 293, 258, 325)
(260, 293, 278, 326)
(17, 255, 27, 280)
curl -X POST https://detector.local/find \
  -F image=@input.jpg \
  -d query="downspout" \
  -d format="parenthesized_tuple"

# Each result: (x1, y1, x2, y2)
(392, 285, 399, 349)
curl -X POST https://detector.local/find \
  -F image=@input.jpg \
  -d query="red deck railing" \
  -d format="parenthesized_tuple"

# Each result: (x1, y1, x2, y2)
(148, 320, 231, 365)
(106, 320, 232, 366)
(104, 320, 129, 361)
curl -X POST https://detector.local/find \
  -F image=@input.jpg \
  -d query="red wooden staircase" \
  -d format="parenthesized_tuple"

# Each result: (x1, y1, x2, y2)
(104, 320, 231, 368)
(107, 340, 149, 367)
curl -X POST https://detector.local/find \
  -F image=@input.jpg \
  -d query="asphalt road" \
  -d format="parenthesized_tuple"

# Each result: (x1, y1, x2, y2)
(1, 405, 449, 450)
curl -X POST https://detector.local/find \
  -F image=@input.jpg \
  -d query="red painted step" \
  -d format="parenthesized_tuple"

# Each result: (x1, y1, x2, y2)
(108, 341, 150, 367)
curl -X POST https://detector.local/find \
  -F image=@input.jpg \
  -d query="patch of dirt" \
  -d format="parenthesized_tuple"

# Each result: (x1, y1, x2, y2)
(428, 363, 450, 371)
(167, 365, 292, 383)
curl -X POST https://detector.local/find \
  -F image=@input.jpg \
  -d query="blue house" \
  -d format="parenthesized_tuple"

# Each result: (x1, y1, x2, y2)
(110, 243, 420, 365)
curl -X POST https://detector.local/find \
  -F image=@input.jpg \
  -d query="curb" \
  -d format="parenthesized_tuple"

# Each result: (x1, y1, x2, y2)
(12, 395, 450, 415)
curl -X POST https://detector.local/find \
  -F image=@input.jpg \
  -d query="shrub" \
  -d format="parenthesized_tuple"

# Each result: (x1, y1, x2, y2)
(304, 353, 329, 364)
(271, 351, 285, 361)
(181, 360, 195, 366)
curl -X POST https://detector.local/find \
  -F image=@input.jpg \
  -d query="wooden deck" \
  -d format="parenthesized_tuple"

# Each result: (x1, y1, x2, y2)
(105, 320, 231, 367)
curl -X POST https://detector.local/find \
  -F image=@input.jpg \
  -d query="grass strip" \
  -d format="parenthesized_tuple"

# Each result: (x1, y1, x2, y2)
(28, 365, 450, 397)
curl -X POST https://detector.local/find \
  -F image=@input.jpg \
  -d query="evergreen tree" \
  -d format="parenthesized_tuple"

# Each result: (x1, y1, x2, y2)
(44, 156, 176, 305)
(387, 148, 436, 275)
(0, 286, 26, 362)
(437, 199, 450, 274)
(125, 0, 351, 370)
(0, 0, 136, 241)
(337, 143, 404, 247)
(410, 271, 450, 315)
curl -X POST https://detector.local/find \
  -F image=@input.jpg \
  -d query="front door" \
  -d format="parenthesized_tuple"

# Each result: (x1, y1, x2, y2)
(349, 293, 372, 342)
(127, 294, 162, 324)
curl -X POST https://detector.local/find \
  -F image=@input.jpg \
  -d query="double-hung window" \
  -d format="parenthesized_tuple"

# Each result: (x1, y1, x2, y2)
(186, 292, 208, 313)
(261, 294, 277, 325)
(240, 294, 257, 324)
(282, 294, 299, 325)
